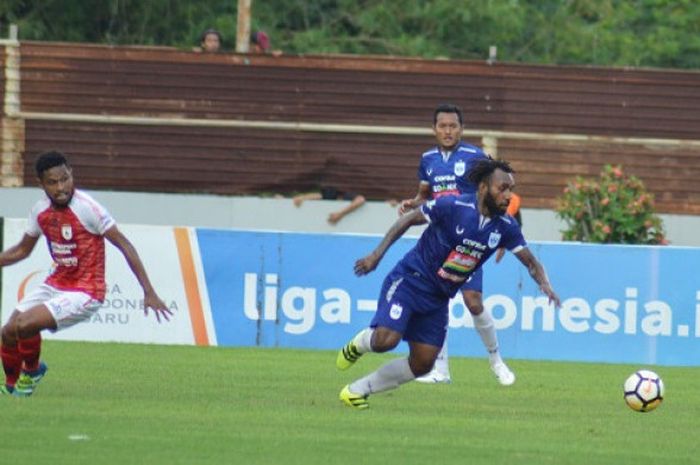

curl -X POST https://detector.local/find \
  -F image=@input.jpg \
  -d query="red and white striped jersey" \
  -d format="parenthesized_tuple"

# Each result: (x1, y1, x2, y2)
(26, 189, 116, 301)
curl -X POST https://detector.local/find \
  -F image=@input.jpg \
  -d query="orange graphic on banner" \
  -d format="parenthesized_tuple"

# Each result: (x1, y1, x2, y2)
(17, 270, 44, 301)
(173, 227, 209, 346)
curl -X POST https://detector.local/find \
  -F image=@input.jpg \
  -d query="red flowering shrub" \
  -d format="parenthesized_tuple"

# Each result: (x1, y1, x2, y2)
(556, 165, 666, 244)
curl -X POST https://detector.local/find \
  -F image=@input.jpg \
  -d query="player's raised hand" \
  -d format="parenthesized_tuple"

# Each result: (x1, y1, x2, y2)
(143, 291, 172, 323)
(354, 252, 381, 276)
(398, 199, 415, 216)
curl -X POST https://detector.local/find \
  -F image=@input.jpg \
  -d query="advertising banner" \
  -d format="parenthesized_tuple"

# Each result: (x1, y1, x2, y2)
(195, 229, 700, 366)
(3, 219, 699, 366)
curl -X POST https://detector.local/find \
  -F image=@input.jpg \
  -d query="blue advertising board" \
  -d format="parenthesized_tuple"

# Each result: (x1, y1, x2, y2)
(197, 229, 700, 366)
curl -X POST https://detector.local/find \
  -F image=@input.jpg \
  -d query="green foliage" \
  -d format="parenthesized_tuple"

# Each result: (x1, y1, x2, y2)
(1, 0, 699, 69)
(0, 0, 238, 49)
(556, 165, 666, 244)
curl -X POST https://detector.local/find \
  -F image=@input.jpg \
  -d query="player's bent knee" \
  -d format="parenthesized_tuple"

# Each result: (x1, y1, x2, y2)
(1, 310, 22, 343)
(371, 337, 400, 353)
(370, 329, 401, 352)
(467, 305, 484, 316)
(15, 310, 54, 339)
(463, 292, 484, 316)
(15, 315, 37, 339)
(1, 324, 16, 345)
(409, 358, 435, 377)
(407, 348, 439, 376)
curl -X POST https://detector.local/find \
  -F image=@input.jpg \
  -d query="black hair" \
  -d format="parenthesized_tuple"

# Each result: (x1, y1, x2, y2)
(467, 158, 514, 186)
(35, 151, 69, 178)
(320, 186, 340, 200)
(200, 28, 222, 43)
(433, 103, 463, 126)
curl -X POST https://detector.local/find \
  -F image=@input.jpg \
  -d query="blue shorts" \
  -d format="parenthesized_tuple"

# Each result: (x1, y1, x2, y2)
(460, 267, 483, 293)
(370, 270, 448, 347)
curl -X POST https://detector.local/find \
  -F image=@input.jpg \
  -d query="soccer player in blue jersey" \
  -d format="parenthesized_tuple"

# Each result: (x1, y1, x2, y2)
(399, 103, 514, 385)
(336, 158, 560, 409)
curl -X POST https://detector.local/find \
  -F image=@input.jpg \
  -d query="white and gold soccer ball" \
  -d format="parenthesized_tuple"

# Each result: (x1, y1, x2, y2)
(623, 370, 664, 412)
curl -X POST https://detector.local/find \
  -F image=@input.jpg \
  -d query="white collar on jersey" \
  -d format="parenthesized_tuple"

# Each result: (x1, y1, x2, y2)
(440, 148, 453, 162)
(479, 214, 492, 229)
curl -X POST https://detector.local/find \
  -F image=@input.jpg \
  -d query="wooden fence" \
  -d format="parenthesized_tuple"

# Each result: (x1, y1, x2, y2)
(2, 41, 700, 213)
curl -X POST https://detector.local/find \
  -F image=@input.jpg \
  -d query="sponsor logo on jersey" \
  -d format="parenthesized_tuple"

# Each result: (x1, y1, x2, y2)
(437, 268, 468, 283)
(488, 231, 501, 248)
(455, 225, 465, 235)
(61, 224, 73, 240)
(442, 250, 478, 274)
(433, 189, 459, 199)
(454, 160, 466, 176)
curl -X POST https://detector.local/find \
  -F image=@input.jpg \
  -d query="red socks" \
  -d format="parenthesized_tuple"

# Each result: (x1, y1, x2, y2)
(1, 334, 42, 388)
(1, 343, 22, 387)
(18, 334, 42, 373)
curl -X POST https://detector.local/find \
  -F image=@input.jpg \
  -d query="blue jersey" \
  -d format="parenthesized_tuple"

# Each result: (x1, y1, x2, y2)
(395, 194, 526, 299)
(418, 141, 489, 198)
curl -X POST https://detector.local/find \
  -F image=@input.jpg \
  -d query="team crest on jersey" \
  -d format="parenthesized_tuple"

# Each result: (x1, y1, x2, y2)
(487, 231, 501, 248)
(61, 224, 73, 240)
(390, 303, 404, 320)
(454, 160, 466, 176)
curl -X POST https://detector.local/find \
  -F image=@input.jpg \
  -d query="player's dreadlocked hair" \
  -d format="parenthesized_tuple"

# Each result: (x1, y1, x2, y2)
(467, 158, 514, 186)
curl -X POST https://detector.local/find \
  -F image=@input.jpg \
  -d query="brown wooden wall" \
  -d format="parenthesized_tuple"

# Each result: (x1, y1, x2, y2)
(5, 41, 700, 214)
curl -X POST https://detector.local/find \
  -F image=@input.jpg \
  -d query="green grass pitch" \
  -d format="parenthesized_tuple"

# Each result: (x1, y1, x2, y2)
(1, 340, 697, 465)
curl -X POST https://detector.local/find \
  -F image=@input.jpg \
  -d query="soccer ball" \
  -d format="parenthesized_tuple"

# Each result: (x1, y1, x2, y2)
(623, 370, 664, 412)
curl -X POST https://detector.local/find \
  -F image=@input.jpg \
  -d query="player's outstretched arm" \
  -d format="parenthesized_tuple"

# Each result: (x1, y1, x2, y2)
(398, 183, 431, 216)
(354, 208, 427, 276)
(104, 226, 172, 323)
(514, 248, 561, 307)
(0, 233, 40, 267)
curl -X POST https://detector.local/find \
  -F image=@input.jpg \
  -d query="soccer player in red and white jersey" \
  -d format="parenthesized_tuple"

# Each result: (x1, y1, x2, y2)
(0, 151, 171, 396)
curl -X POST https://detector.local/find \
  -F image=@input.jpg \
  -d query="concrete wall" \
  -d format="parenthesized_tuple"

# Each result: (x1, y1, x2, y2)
(1, 187, 697, 245)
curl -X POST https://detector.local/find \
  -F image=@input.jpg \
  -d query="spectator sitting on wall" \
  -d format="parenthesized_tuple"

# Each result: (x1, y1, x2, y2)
(250, 30, 282, 56)
(293, 186, 366, 225)
(193, 28, 222, 53)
